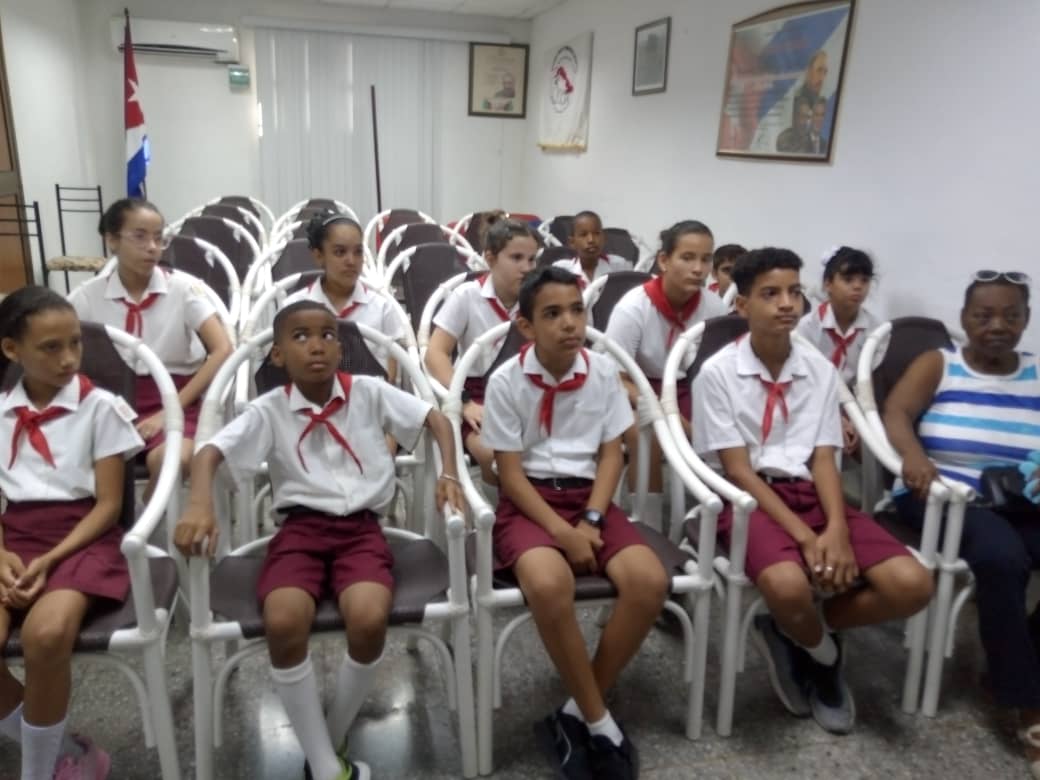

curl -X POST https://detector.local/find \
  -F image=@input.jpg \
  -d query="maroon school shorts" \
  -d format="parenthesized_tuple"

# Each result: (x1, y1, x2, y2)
(460, 376, 486, 445)
(1, 499, 129, 603)
(647, 377, 692, 422)
(718, 479, 909, 583)
(493, 482, 649, 572)
(256, 510, 394, 605)
(134, 373, 200, 452)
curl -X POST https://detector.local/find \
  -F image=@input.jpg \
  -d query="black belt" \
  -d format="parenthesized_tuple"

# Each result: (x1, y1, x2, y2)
(528, 477, 593, 491)
(279, 505, 376, 520)
(757, 474, 805, 485)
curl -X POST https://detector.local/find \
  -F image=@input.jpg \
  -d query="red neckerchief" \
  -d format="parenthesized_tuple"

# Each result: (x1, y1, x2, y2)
(818, 301, 861, 368)
(760, 378, 791, 441)
(286, 372, 363, 473)
(520, 343, 589, 435)
(643, 276, 701, 348)
(9, 375, 94, 468)
(479, 273, 511, 322)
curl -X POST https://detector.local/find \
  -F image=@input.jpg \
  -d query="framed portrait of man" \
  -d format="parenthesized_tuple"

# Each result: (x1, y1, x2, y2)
(468, 43, 529, 119)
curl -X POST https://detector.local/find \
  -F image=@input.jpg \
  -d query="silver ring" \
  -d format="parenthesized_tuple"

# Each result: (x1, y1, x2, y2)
(824, 565, 835, 572)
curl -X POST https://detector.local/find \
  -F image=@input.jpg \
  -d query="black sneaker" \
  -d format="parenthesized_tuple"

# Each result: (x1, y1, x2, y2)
(808, 635, 856, 735)
(751, 614, 812, 717)
(588, 726, 639, 780)
(533, 709, 593, 779)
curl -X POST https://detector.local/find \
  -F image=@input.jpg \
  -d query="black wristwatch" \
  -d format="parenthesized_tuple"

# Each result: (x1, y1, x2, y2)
(461, 389, 473, 404)
(583, 509, 604, 528)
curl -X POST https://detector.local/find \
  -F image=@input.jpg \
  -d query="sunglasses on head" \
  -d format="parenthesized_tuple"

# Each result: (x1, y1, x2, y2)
(972, 270, 1031, 286)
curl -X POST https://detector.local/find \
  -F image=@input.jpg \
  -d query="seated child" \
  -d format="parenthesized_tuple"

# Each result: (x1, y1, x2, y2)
(425, 218, 539, 484)
(174, 301, 464, 780)
(692, 248, 932, 735)
(708, 243, 746, 298)
(69, 197, 233, 498)
(0, 286, 145, 780)
(281, 213, 403, 381)
(605, 220, 727, 529)
(795, 246, 879, 453)
(482, 266, 668, 780)
(552, 211, 632, 285)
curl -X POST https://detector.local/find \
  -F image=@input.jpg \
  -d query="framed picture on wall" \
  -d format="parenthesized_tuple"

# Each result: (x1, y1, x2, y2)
(716, 0, 855, 162)
(468, 42, 529, 119)
(632, 17, 671, 96)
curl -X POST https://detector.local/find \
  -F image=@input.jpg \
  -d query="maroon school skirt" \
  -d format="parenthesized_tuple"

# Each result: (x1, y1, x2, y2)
(647, 377, 692, 422)
(256, 510, 394, 605)
(460, 376, 487, 444)
(135, 373, 199, 452)
(493, 483, 648, 572)
(1, 499, 129, 603)
(718, 479, 909, 583)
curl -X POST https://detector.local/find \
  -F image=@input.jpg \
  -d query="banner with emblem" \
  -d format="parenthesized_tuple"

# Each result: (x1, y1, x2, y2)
(538, 32, 593, 152)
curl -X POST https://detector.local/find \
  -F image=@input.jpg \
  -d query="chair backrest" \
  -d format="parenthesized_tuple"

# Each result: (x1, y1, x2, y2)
(254, 320, 387, 393)
(603, 227, 640, 265)
(547, 215, 574, 245)
(177, 216, 253, 282)
(590, 271, 651, 328)
(300, 198, 340, 214)
(376, 209, 426, 248)
(272, 239, 317, 281)
(384, 223, 449, 268)
(399, 244, 471, 335)
(216, 195, 261, 222)
(200, 204, 262, 243)
(482, 322, 529, 380)
(1, 322, 138, 526)
(160, 236, 232, 309)
(686, 314, 750, 381)
(872, 316, 952, 414)
(536, 245, 577, 269)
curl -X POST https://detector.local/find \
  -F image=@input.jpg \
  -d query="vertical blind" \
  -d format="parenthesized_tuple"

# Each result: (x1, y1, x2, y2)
(255, 26, 444, 222)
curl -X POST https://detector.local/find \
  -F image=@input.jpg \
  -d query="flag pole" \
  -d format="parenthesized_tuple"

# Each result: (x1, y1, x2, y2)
(370, 85, 382, 213)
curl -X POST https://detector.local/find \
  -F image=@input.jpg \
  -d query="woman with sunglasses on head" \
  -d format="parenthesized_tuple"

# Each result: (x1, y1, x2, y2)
(884, 270, 1040, 777)
(69, 198, 233, 500)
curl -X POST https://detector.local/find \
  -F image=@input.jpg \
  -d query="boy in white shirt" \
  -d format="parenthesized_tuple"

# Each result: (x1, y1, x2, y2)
(692, 248, 932, 736)
(482, 266, 668, 780)
(174, 301, 463, 780)
(552, 211, 631, 285)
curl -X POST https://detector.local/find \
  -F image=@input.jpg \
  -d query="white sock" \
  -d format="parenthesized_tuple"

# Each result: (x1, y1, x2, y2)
(270, 657, 341, 780)
(0, 702, 22, 742)
(642, 492, 664, 532)
(802, 632, 838, 666)
(20, 717, 67, 780)
(586, 711, 623, 747)
(560, 697, 583, 722)
(326, 652, 381, 751)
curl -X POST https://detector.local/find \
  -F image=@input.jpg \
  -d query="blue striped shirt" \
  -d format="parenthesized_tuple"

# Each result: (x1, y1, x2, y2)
(917, 347, 1040, 490)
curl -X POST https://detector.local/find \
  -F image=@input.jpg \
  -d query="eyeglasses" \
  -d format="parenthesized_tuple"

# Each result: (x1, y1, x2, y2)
(119, 231, 171, 250)
(972, 270, 1031, 286)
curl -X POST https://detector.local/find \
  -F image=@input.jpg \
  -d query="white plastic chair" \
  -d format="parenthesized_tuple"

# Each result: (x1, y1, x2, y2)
(446, 321, 721, 775)
(375, 222, 474, 278)
(187, 322, 477, 779)
(363, 208, 437, 259)
(170, 204, 268, 252)
(271, 199, 360, 239)
(207, 195, 276, 232)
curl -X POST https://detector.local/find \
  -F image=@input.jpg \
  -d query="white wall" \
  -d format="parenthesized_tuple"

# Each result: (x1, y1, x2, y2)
(522, 0, 1040, 346)
(2, 0, 530, 256)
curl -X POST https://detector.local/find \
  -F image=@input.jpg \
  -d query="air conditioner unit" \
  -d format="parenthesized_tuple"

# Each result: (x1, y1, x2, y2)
(111, 18, 239, 63)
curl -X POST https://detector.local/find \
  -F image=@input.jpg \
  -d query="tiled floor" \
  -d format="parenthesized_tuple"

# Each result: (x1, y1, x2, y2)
(0, 599, 1029, 779)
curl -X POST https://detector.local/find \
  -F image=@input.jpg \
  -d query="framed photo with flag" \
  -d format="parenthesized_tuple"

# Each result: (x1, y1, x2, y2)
(716, 0, 854, 162)
(468, 43, 529, 119)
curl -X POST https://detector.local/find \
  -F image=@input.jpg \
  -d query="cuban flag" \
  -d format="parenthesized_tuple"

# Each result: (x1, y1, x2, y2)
(124, 10, 149, 197)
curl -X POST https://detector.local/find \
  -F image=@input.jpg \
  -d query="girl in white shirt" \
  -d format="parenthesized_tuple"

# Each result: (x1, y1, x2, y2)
(69, 198, 233, 498)
(0, 287, 144, 780)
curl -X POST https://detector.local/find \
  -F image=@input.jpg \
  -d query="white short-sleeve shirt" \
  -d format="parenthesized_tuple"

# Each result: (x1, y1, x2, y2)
(481, 348, 633, 480)
(432, 274, 516, 377)
(692, 337, 843, 480)
(69, 265, 217, 375)
(552, 253, 632, 285)
(0, 375, 144, 502)
(206, 374, 431, 516)
(605, 284, 729, 378)
(281, 278, 405, 369)
(795, 301, 879, 385)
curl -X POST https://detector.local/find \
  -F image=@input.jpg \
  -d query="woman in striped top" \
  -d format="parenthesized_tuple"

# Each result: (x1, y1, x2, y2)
(884, 272, 1040, 777)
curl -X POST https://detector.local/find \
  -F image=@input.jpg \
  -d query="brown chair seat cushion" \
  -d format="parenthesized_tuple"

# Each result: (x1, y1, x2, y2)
(209, 537, 450, 639)
(2, 556, 179, 657)
(46, 256, 107, 272)
(466, 522, 692, 599)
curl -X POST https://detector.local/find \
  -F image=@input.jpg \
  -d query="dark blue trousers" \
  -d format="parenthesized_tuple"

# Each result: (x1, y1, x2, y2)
(895, 493, 1040, 709)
